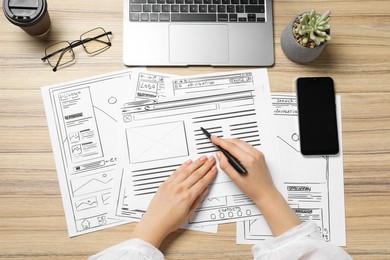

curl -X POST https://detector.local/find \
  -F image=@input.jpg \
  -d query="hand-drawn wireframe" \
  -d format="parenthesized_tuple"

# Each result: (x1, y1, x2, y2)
(135, 72, 169, 100)
(75, 196, 99, 211)
(236, 94, 346, 246)
(126, 121, 189, 163)
(101, 192, 111, 205)
(190, 194, 261, 225)
(111, 69, 285, 226)
(41, 69, 166, 237)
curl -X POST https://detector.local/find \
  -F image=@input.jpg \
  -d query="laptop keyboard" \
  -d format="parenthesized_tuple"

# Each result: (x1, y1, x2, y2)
(129, 0, 266, 22)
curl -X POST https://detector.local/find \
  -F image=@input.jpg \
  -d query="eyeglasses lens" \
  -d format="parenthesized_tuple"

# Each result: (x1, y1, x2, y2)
(45, 41, 75, 67)
(81, 28, 111, 54)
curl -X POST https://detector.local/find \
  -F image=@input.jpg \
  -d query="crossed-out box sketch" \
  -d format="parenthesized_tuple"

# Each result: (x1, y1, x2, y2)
(126, 121, 189, 163)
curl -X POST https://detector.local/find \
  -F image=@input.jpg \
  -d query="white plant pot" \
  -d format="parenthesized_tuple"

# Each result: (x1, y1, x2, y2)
(281, 16, 328, 63)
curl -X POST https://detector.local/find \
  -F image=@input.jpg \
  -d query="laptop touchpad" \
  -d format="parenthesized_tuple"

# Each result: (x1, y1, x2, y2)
(169, 24, 229, 64)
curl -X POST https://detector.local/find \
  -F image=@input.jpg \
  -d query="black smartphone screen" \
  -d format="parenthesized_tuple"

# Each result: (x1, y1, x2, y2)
(296, 77, 339, 155)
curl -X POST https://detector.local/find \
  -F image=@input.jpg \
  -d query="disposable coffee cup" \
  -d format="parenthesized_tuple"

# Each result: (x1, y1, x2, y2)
(3, 0, 51, 37)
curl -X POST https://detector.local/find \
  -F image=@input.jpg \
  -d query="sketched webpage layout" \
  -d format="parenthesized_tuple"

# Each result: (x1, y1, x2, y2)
(236, 94, 346, 246)
(41, 69, 156, 236)
(132, 70, 173, 101)
(112, 69, 284, 226)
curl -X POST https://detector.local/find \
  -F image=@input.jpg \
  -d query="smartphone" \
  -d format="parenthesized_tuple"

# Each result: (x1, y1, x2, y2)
(296, 77, 339, 155)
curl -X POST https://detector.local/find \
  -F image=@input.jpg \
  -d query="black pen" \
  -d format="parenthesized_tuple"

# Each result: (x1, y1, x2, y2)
(200, 127, 247, 174)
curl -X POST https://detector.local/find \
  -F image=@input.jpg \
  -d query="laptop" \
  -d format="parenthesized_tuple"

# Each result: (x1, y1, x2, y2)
(123, 0, 274, 66)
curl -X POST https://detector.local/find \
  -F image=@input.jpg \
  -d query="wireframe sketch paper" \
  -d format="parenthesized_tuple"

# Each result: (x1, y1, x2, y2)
(111, 69, 284, 226)
(41, 69, 162, 236)
(236, 93, 346, 246)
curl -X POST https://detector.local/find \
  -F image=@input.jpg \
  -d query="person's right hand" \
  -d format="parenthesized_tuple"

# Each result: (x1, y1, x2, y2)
(211, 135, 277, 206)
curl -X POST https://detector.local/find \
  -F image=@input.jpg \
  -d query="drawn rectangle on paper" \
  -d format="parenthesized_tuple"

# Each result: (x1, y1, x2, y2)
(190, 194, 261, 225)
(219, 98, 255, 109)
(172, 73, 254, 95)
(126, 121, 189, 163)
(133, 103, 217, 121)
(58, 87, 103, 163)
(71, 171, 114, 197)
(75, 196, 98, 211)
(242, 218, 273, 241)
(201, 196, 228, 208)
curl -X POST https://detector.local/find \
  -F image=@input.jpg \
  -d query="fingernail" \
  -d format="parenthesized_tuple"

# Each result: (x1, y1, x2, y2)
(216, 151, 221, 159)
(199, 155, 207, 162)
(184, 159, 192, 165)
(208, 155, 215, 162)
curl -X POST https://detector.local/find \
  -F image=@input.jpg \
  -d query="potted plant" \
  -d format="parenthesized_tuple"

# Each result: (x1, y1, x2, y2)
(281, 10, 332, 63)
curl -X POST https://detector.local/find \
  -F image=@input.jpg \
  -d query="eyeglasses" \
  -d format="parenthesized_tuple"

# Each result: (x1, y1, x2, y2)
(41, 27, 112, 72)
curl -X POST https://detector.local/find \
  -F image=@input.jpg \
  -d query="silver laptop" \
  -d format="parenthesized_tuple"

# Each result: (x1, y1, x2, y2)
(123, 0, 274, 66)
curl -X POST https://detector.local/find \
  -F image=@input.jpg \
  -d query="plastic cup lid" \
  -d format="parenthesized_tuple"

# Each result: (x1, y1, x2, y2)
(3, 0, 47, 26)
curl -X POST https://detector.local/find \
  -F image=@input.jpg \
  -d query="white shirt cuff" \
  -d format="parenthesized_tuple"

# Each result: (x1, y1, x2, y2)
(89, 238, 165, 260)
(252, 221, 352, 260)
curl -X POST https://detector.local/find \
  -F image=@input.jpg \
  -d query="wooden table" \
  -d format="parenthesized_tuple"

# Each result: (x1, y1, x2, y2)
(1, 0, 389, 259)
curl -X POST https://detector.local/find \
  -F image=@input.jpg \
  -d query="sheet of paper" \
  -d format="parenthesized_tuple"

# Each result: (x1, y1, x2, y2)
(236, 93, 346, 246)
(111, 69, 284, 226)
(41, 69, 153, 236)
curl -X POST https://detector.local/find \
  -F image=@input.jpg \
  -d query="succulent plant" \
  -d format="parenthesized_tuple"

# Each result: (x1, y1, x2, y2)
(294, 10, 331, 47)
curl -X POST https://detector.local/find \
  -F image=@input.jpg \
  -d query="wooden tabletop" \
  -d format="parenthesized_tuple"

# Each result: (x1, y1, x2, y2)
(1, 0, 389, 259)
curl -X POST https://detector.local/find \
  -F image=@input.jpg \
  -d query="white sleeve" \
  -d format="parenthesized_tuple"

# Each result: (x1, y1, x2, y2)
(89, 238, 165, 260)
(252, 221, 352, 260)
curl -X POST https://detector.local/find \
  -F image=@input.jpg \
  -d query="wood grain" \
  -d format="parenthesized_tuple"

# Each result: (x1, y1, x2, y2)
(1, 0, 390, 259)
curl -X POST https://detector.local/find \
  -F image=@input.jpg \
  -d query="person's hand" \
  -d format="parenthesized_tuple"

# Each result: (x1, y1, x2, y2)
(130, 155, 217, 248)
(211, 136, 277, 206)
(212, 136, 301, 236)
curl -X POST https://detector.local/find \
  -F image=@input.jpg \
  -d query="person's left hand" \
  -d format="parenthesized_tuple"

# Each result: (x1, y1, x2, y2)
(130, 155, 217, 248)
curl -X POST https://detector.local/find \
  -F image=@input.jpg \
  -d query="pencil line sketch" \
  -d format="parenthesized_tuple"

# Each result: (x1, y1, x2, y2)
(132, 164, 180, 196)
(75, 196, 99, 211)
(101, 192, 111, 205)
(190, 194, 261, 225)
(135, 72, 170, 100)
(126, 121, 189, 164)
(93, 105, 118, 122)
(172, 72, 254, 96)
(71, 172, 114, 197)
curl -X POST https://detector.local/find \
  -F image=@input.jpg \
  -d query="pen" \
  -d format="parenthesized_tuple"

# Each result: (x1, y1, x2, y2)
(200, 127, 247, 174)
